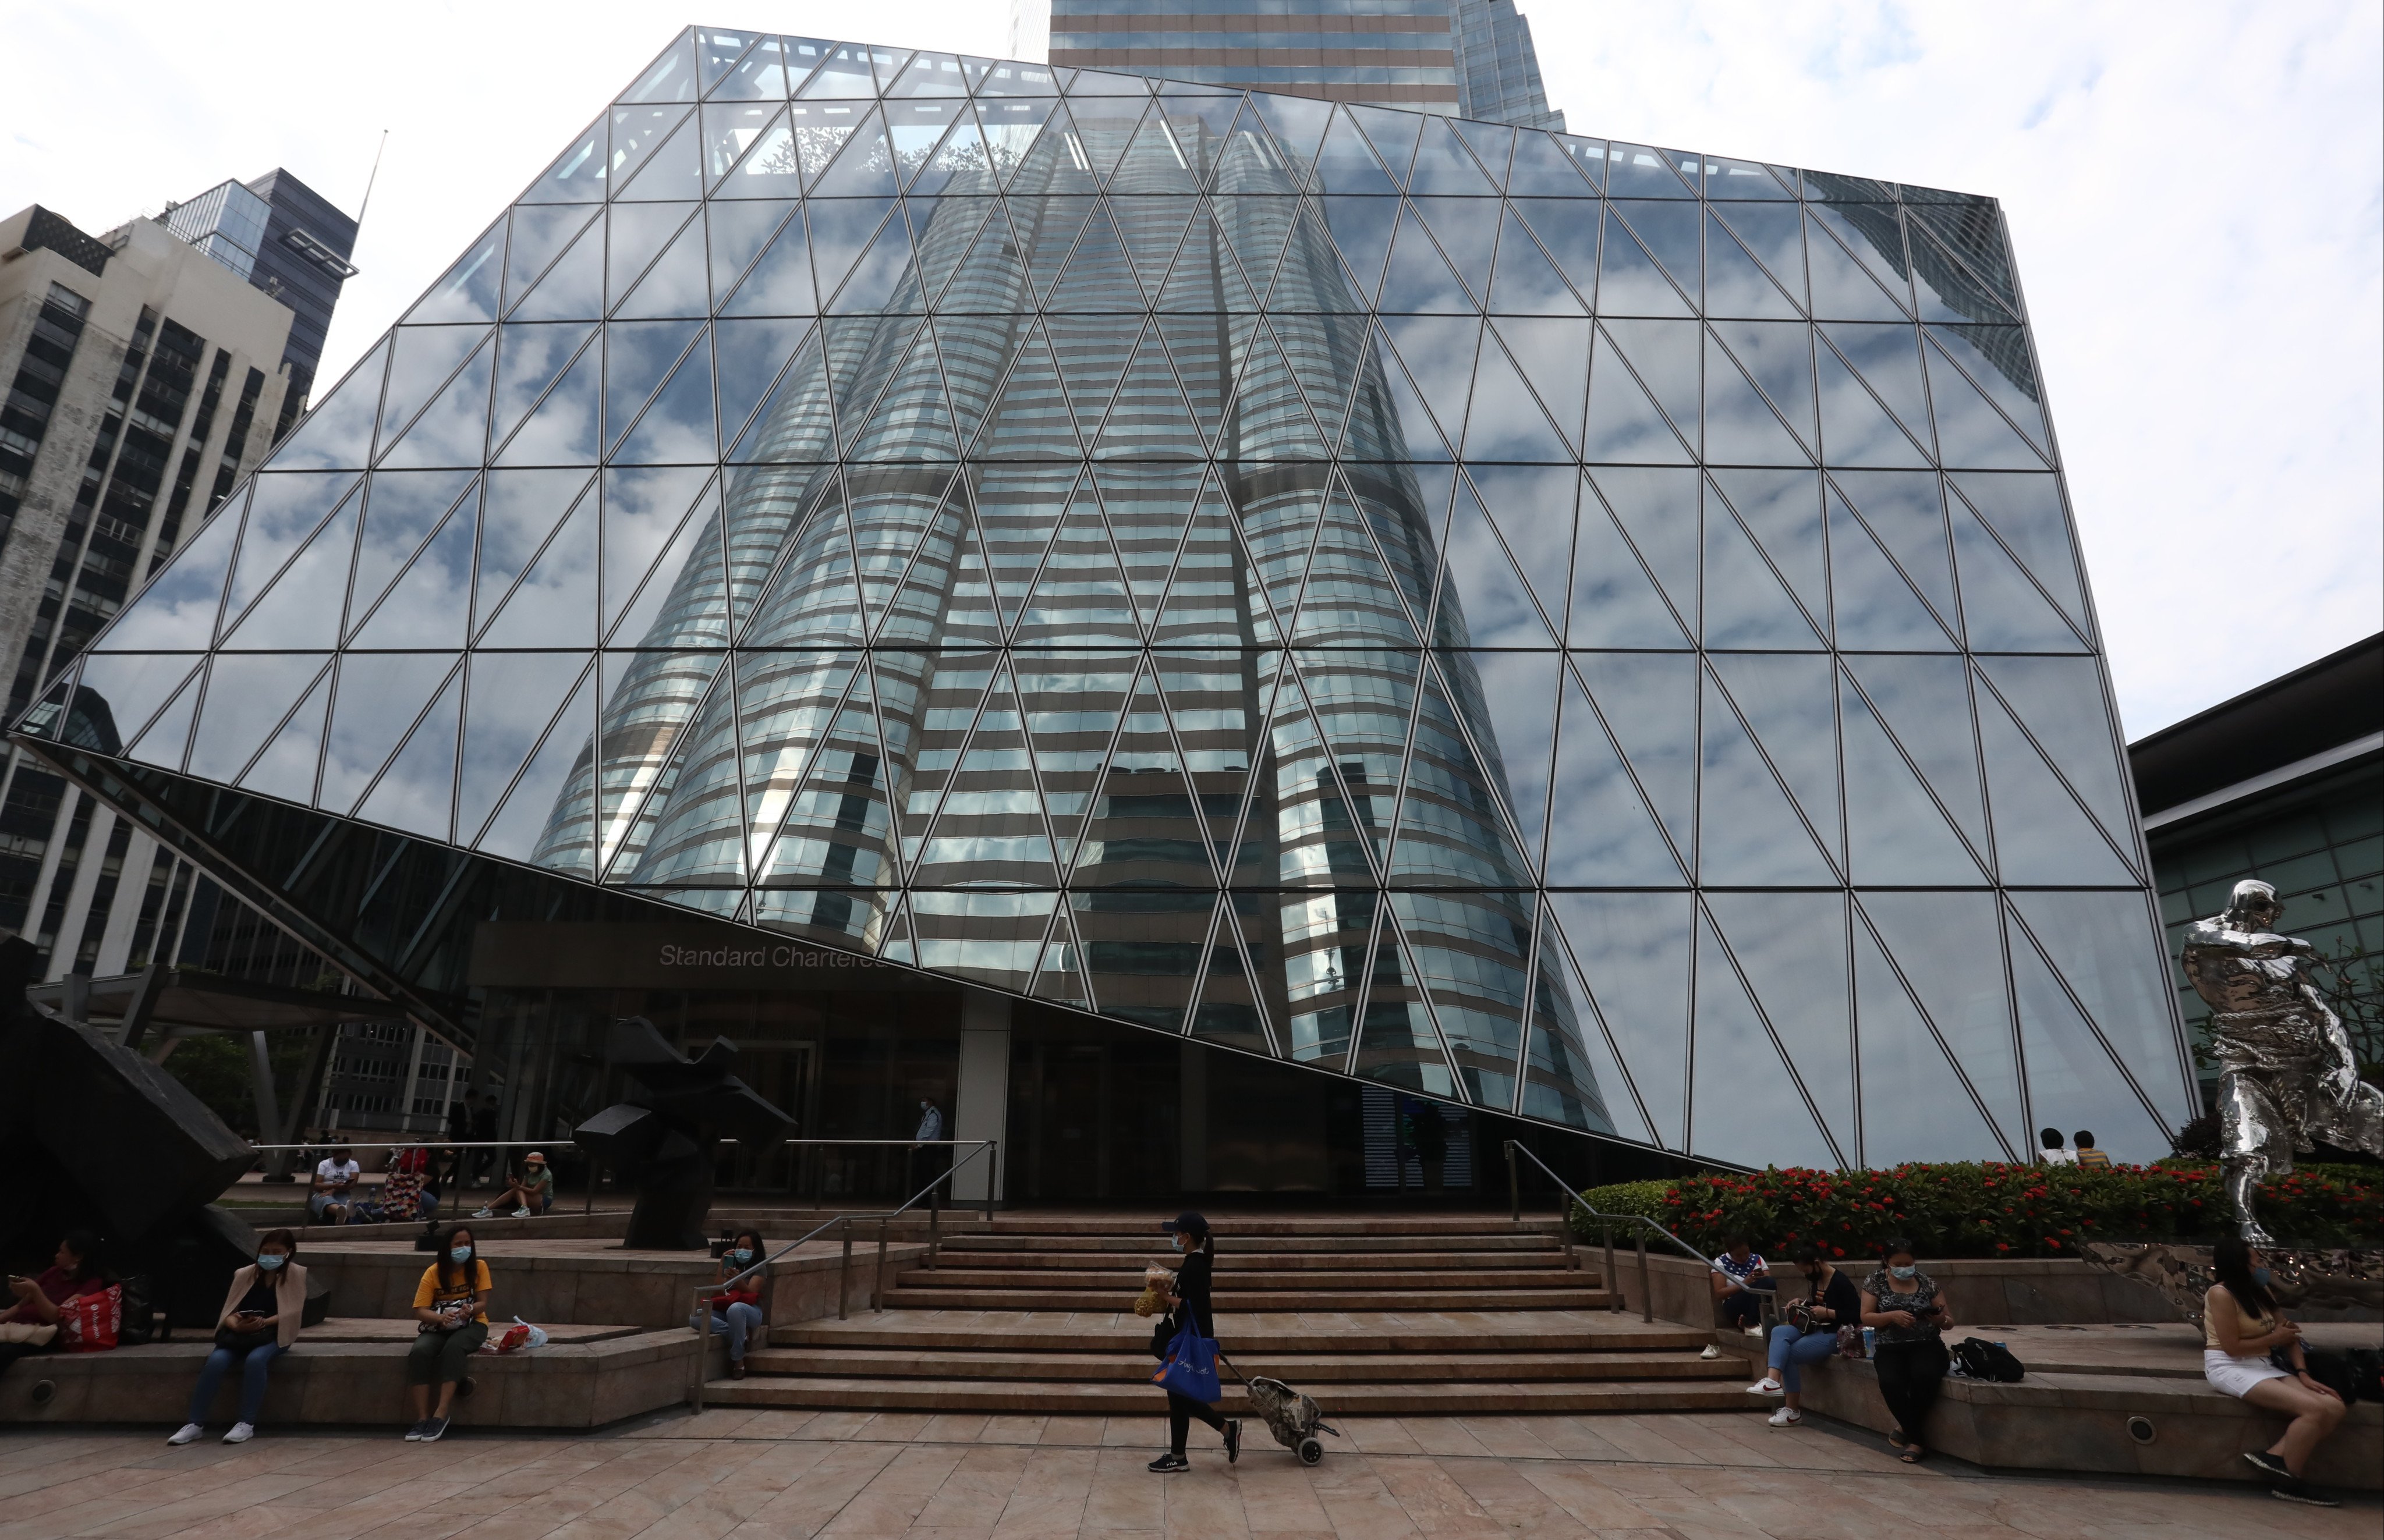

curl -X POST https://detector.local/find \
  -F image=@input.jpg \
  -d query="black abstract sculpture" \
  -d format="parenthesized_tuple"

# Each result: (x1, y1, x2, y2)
(0, 935, 327, 1329)
(573, 1017, 793, 1250)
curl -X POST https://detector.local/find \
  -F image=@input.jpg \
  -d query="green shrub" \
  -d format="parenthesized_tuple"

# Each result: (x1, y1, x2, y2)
(1574, 1180, 1670, 1224)
(1571, 1161, 2383, 1259)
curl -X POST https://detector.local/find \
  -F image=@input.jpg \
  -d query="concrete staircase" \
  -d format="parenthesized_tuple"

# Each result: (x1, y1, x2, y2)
(704, 1213, 1764, 1415)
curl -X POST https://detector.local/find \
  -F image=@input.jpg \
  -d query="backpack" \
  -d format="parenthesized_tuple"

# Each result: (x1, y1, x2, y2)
(1949, 1336, 2024, 1382)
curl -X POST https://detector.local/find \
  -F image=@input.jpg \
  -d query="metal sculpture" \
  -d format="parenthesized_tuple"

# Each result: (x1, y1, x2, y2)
(572, 1017, 793, 1250)
(2182, 879, 2384, 1242)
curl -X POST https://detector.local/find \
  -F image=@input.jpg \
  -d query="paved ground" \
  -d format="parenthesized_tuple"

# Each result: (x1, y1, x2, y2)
(2, 1410, 2375, 1539)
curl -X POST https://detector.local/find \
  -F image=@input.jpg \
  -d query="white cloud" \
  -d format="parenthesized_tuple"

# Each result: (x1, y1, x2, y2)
(5, 1, 2372, 734)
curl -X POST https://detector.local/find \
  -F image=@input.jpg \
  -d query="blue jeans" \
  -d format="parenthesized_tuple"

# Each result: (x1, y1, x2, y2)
(710, 1303, 764, 1362)
(189, 1340, 285, 1426)
(1767, 1325, 1839, 1392)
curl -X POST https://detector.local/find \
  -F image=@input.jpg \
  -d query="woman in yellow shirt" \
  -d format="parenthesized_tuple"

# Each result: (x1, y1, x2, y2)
(403, 1225, 489, 1442)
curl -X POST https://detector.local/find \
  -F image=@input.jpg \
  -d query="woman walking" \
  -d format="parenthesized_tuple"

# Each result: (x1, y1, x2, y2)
(2204, 1236, 2345, 1505)
(403, 1224, 491, 1442)
(1859, 1238, 1953, 1463)
(168, 1229, 308, 1446)
(1148, 1211, 1241, 1473)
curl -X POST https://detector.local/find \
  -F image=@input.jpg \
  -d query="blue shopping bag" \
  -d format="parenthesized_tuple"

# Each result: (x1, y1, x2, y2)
(1152, 1315, 1221, 1403)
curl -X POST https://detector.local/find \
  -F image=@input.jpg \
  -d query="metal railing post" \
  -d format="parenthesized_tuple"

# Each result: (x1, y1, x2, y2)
(584, 1156, 598, 1217)
(1636, 1232, 1652, 1323)
(1505, 1141, 1519, 1222)
(1604, 1225, 1620, 1314)
(928, 1183, 941, 1269)
(874, 1218, 890, 1314)
(688, 1287, 707, 1412)
(838, 1219, 853, 1321)
(984, 1140, 997, 1225)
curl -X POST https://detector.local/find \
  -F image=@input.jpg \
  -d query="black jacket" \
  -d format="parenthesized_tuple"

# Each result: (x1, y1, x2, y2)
(1168, 1249, 1215, 1338)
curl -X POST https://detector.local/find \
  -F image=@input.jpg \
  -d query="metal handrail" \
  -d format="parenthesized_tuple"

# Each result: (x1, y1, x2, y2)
(1503, 1140, 1726, 1323)
(685, 1139, 1000, 1411)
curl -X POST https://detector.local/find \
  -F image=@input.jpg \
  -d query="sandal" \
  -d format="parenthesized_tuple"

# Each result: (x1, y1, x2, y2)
(1900, 1448, 1925, 1464)
(1887, 1428, 1909, 1450)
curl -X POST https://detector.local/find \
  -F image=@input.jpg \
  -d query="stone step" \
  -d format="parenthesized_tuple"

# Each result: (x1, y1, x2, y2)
(701, 1376, 1767, 1415)
(975, 1216, 1564, 1238)
(941, 1232, 1564, 1255)
(773, 1318, 1706, 1354)
(874, 1286, 1618, 1312)
(898, 1266, 1603, 1291)
(926, 1248, 1575, 1271)
(743, 1347, 1749, 1384)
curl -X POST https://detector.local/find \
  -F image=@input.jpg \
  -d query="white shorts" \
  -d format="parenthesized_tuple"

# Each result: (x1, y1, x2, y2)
(2204, 1348, 2289, 1398)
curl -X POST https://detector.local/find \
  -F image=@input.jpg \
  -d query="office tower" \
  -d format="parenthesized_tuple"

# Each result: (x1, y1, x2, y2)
(16, 29, 2196, 1177)
(1031, 0, 1564, 128)
(165, 169, 361, 440)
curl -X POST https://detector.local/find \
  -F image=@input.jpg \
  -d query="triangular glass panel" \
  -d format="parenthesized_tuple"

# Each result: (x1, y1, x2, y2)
(716, 207, 815, 317)
(1710, 653, 1842, 861)
(1156, 205, 1260, 313)
(612, 339, 717, 465)
(1600, 317, 1699, 448)
(1701, 333, 1808, 466)
(1458, 332, 1572, 463)
(601, 203, 697, 313)
(728, 325, 833, 464)
(1435, 473, 1562, 648)
(846, 328, 963, 464)
(1384, 659, 1532, 883)
(1319, 196, 1397, 303)
(1974, 655, 2133, 844)
(603, 320, 702, 454)
(1213, 193, 1300, 301)
(2007, 917, 2172, 1162)
(1026, 903, 1093, 1011)
(404, 222, 503, 325)
(1831, 470, 1956, 623)
(927, 200, 1027, 314)
(320, 652, 456, 813)
(1584, 466, 1698, 633)
(1485, 210, 1584, 317)
(802, 198, 899, 313)
(612, 212, 710, 320)
(1375, 314, 1478, 441)
(1543, 665, 1684, 885)
(1712, 890, 1858, 1158)
(1907, 222, 2017, 325)
(607, 480, 728, 648)
(479, 494, 597, 649)
(711, 110, 805, 201)
(521, 114, 608, 204)
(1925, 333, 2049, 470)
(1406, 196, 1496, 307)
(1816, 342, 1930, 467)
(1852, 914, 2010, 1166)
(1951, 495, 2087, 651)
(736, 485, 863, 647)
(1582, 330, 1692, 464)
(477, 662, 596, 868)
(1595, 211, 1692, 318)
(1505, 132, 1594, 197)
(594, 650, 728, 874)
(473, 469, 594, 636)
(2008, 890, 2191, 1134)
(347, 487, 476, 647)
(1570, 650, 1697, 858)
(1698, 664, 1838, 883)
(1699, 488, 1822, 648)
(1247, 92, 1332, 186)
(971, 324, 1082, 459)
(1549, 890, 1694, 1148)
(1110, 195, 1198, 293)
(1225, 320, 1330, 462)
(221, 471, 361, 633)
(1949, 473, 2083, 629)
(615, 110, 705, 202)
(1312, 107, 1398, 195)
(600, 467, 711, 635)
(1044, 314, 1135, 438)
(1710, 467, 1826, 624)
(1462, 463, 1575, 632)
(968, 465, 1078, 631)
(1568, 477, 1693, 648)
(1709, 320, 1814, 451)
(1454, 649, 1560, 872)
(375, 326, 488, 459)
(347, 470, 474, 626)
(1808, 200, 1912, 294)
(1347, 105, 1422, 189)
(809, 105, 901, 198)
(70, 653, 196, 753)
(1702, 210, 1800, 320)
(1006, 102, 1103, 195)
(1905, 201, 2017, 310)
(491, 325, 600, 465)
(378, 336, 493, 469)
(506, 215, 606, 325)
(972, 95, 1059, 183)
(1047, 204, 1146, 312)
(1616, 200, 1702, 303)
(1603, 143, 1693, 197)
(353, 666, 462, 842)
(1974, 680, 2137, 883)
(1822, 321, 1932, 448)
(456, 651, 591, 841)
(1929, 328, 2048, 455)
(1291, 482, 1424, 647)
(1398, 118, 1490, 195)
(237, 662, 331, 807)
(1804, 214, 1910, 321)
(1016, 491, 1138, 644)
(1487, 317, 1589, 453)
(119, 665, 199, 768)
(710, 318, 816, 449)
(1839, 666, 1985, 883)
(1855, 890, 2025, 1148)
(222, 487, 360, 650)
(1842, 653, 1987, 851)
(1689, 903, 1840, 1169)
(1521, 913, 1637, 1137)
(187, 654, 327, 786)
(1089, 327, 1206, 462)
(266, 342, 385, 473)
(1826, 485, 1957, 650)
(620, 33, 699, 104)
(1506, 198, 1597, 308)
(1351, 929, 1460, 1100)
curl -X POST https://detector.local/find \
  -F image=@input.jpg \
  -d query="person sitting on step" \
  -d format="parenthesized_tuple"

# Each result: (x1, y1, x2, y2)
(475, 1151, 552, 1219)
(402, 1225, 490, 1442)
(2204, 1236, 2345, 1506)
(1709, 1233, 1776, 1335)
(167, 1229, 309, 1447)
(1747, 1244, 1860, 1428)
(706, 1229, 767, 1379)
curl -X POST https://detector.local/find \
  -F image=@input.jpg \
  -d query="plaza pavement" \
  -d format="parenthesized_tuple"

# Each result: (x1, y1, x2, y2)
(1, 1408, 2374, 1539)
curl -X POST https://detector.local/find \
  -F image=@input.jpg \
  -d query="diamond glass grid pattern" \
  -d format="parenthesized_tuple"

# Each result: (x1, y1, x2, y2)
(31, 27, 2195, 1163)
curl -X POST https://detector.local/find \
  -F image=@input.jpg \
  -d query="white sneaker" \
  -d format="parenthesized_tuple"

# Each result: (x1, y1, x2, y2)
(1747, 1377, 1784, 1396)
(1767, 1406, 1802, 1427)
(222, 1423, 254, 1445)
(1699, 1345, 1720, 1360)
(1744, 1326, 1765, 1337)
(512, 1207, 530, 1219)
(472, 1207, 494, 1219)
(167, 1423, 205, 1446)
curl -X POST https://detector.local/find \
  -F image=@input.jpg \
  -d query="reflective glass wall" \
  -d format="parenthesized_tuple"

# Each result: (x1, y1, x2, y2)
(24, 29, 2197, 1165)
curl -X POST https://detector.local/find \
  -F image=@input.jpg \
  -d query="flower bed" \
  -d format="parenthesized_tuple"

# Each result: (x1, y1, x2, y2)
(1576, 1162, 2383, 1259)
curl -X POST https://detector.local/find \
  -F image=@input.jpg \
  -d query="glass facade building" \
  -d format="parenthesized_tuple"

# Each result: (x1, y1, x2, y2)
(16, 29, 2196, 1171)
(167, 169, 361, 438)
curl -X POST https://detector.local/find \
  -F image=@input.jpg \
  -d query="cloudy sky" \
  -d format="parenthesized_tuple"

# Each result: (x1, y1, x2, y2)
(4, 2, 2374, 737)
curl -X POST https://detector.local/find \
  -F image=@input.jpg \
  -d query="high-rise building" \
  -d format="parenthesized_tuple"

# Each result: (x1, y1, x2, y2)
(15, 29, 2195, 1188)
(165, 169, 361, 441)
(1024, 0, 1564, 129)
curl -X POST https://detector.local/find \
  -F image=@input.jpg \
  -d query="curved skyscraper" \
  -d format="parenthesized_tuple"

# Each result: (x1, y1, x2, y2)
(20, 30, 2197, 1172)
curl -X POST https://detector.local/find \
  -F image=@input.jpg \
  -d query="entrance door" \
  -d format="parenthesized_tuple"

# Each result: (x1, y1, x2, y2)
(720, 1041, 814, 1191)
(1022, 1043, 1110, 1200)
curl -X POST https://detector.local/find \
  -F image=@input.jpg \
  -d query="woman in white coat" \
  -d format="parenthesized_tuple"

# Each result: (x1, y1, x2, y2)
(168, 1229, 308, 1446)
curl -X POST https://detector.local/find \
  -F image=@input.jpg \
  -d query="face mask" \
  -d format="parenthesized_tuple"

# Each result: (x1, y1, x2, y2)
(730, 1249, 753, 1264)
(451, 1246, 474, 1264)
(257, 1253, 286, 1272)
(2252, 1267, 2272, 1286)
(1171, 1236, 1185, 1252)
(1890, 1265, 1917, 1281)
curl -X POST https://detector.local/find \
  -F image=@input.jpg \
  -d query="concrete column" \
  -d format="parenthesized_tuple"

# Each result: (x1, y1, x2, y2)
(20, 785, 77, 952)
(951, 989, 1011, 1202)
(91, 829, 158, 975)
(44, 804, 114, 981)
(1179, 1041, 1208, 1191)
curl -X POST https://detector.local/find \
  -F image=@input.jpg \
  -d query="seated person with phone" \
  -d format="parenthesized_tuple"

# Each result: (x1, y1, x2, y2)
(168, 1229, 309, 1446)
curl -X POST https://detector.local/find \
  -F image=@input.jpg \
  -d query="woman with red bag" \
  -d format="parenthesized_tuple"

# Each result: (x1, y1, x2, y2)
(705, 1228, 767, 1379)
(1, 1230, 112, 1365)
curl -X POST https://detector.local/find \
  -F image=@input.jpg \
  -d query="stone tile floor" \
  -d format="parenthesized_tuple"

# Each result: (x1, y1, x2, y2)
(1, 1410, 2373, 1539)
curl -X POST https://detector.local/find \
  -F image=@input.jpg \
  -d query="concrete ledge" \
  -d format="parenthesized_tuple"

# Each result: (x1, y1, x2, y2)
(1609, 1249, 2256, 1328)
(0, 1326, 710, 1430)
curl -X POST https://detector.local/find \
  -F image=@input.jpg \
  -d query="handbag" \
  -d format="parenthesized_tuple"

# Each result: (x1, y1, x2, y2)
(1835, 1324, 1866, 1358)
(58, 1286, 121, 1352)
(1152, 1315, 1221, 1403)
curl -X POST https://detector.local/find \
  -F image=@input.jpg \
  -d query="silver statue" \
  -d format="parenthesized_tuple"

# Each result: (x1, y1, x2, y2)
(2182, 879, 2384, 1243)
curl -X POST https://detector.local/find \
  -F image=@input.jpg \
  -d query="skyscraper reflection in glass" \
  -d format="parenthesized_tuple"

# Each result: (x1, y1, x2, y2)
(18, 29, 2198, 1165)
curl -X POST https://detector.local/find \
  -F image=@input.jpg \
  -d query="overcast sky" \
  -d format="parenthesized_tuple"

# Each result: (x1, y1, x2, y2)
(4, 2, 2375, 737)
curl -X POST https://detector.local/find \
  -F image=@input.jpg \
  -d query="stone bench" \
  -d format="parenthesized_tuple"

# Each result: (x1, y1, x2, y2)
(0, 1319, 712, 1430)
